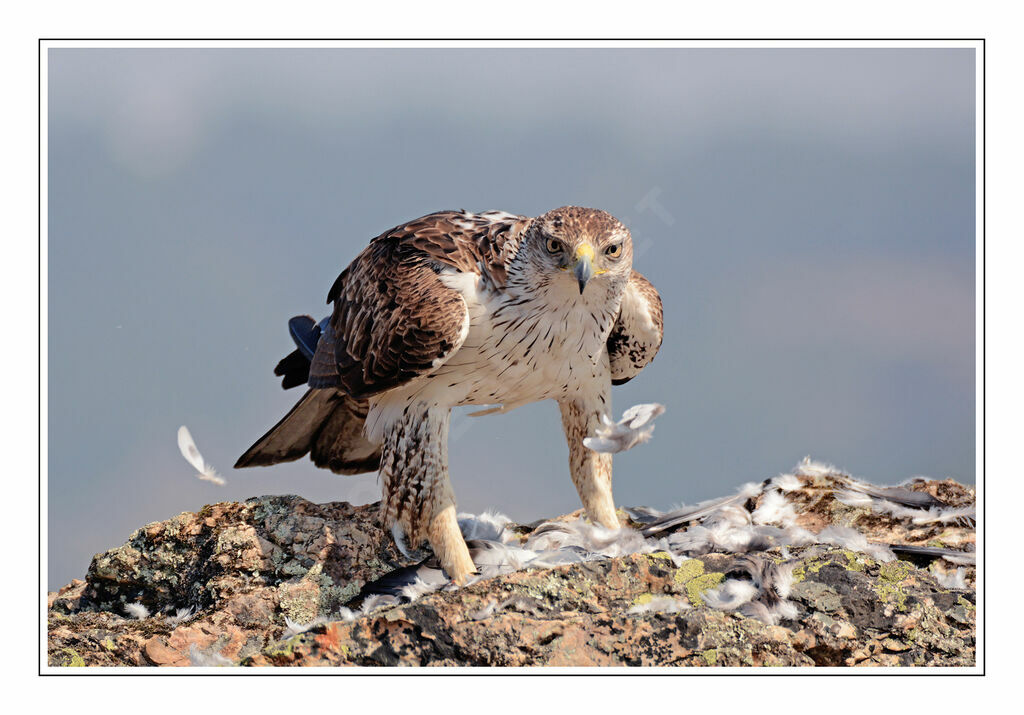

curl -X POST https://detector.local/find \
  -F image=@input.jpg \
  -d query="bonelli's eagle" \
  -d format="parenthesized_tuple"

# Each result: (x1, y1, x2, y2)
(237, 207, 663, 584)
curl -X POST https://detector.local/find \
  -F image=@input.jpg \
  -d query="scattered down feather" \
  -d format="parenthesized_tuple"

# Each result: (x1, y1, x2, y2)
(283, 615, 331, 638)
(793, 457, 847, 478)
(931, 565, 968, 590)
(702, 580, 760, 610)
(699, 554, 799, 625)
(458, 510, 515, 542)
(816, 526, 896, 562)
(628, 596, 692, 615)
(751, 490, 798, 527)
(124, 602, 150, 620)
(467, 595, 545, 621)
(188, 643, 234, 667)
(770, 473, 804, 492)
(166, 606, 196, 626)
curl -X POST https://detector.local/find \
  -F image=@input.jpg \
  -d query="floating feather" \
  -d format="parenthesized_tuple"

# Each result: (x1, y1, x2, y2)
(177, 425, 226, 486)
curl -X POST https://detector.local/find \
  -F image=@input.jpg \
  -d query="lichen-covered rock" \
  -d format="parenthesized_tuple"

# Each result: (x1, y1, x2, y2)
(48, 495, 410, 667)
(47, 473, 976, 668)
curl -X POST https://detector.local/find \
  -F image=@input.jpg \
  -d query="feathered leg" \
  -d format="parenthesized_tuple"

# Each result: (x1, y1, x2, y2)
(559, 386, 619, 529)
(378, 404, 476, 585)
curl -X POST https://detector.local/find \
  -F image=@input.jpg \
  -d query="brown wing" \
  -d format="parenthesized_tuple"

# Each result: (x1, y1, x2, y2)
(607, 270, 664, 385)
(313, 210, 530, 399)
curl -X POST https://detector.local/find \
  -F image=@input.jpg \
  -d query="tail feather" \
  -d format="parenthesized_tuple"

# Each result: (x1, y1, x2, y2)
(235, 389, 382, 474)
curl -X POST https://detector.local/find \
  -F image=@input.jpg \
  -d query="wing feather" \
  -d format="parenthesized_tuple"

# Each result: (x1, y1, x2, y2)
(607, 271, 664, 385)
(317, 211, 529, 399)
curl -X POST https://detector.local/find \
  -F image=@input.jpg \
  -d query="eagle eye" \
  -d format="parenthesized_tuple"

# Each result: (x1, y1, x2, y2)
(545, 237, 563, 254)
(604, 243, 622, 258)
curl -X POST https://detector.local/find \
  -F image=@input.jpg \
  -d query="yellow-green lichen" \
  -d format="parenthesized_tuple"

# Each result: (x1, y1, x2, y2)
(879, 560, 913, 582)
(632, 593, 654, 606)
(791, 557, 830, 583)
(874, 561, 913, 611)
(673, 558, 705, 585)
(646, 551, 674, 563)
(57, 648, 86, 667)
(101, 638, 116, 651)
(686, 572, 725, 605)
(264, 634, 304, 659)
(702, 648, 718, 666)
(957, 595, 976, 612)
(842, 550, 870, 572)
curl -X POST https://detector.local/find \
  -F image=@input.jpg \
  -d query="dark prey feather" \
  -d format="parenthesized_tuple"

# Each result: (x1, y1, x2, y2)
(273, 315, 325, 389)
(640, 488, 759, 537)
(888, 544, 977, 566)
(287, 315, 322, 359)
(839, 478, 948, 509)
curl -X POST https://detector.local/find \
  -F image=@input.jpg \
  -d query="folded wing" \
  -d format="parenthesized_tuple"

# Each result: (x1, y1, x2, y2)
(607, 271, 664, 385)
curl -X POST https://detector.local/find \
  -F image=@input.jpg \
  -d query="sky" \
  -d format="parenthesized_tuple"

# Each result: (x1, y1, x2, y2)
(46, 47, 976, 589)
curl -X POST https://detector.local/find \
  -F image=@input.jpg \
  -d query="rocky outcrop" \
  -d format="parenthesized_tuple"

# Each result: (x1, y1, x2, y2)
(47, 464, 975, 667)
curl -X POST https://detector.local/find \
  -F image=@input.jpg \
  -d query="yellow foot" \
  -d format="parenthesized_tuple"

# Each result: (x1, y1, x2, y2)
(427, 504, 477, 586)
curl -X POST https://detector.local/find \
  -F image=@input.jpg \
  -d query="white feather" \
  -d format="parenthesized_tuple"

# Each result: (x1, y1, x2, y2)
(282, 615, 328, 638)
(177, 426, 226, 486)
(835, 490, 874, 508)
(771, 473, 804, 492)
(188, 643, 234, 667)
(817, 526, 895, 562)
(458, 510, 514, 542)
(125, 602, 150, 619)
(583, 403, 665, 454)
(794, 457, 846, 478)
(702, 580, 759, 610)
(627, 596, 692, 615)
(932, 565, 968, 590)
(752, 490, 798, 527)
(166, 606, 195, 626)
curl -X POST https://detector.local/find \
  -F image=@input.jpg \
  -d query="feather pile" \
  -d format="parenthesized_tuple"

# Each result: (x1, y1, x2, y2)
(261, 457, 973, 635)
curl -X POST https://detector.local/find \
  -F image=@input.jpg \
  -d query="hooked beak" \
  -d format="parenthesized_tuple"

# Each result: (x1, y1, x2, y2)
(573, 245, 595, 294)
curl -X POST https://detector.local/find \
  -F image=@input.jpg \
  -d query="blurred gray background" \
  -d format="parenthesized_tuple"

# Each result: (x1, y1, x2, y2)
(47, 48, 976, 589)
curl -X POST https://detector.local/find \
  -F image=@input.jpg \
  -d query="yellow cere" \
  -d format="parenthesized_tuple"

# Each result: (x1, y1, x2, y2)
(574, 244, 595, 261)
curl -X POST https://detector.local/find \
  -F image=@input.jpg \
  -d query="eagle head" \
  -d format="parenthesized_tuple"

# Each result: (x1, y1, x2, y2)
(524, 206, 634, 295)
